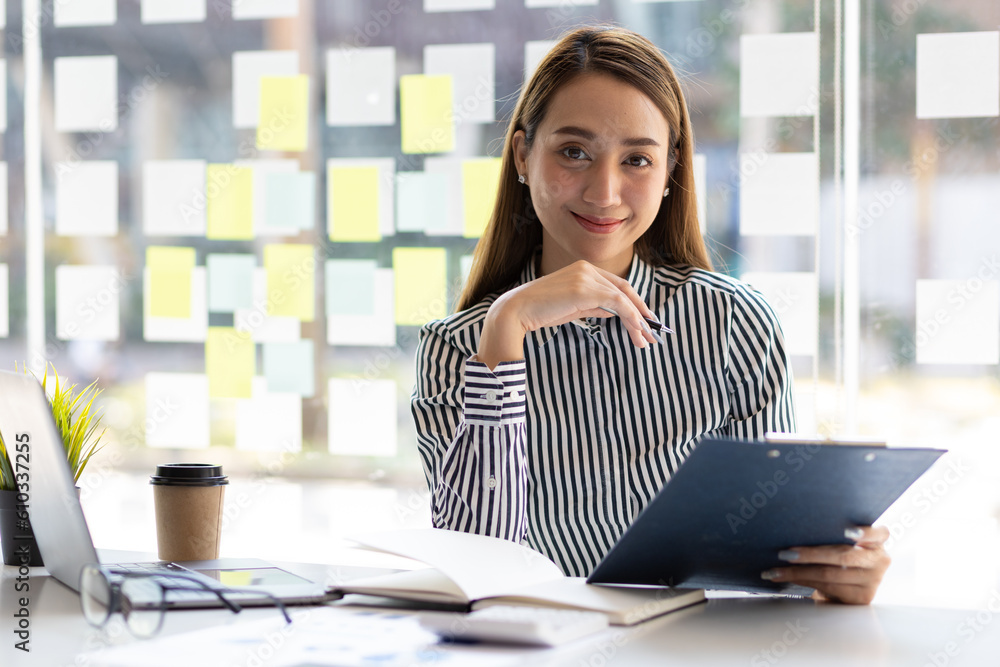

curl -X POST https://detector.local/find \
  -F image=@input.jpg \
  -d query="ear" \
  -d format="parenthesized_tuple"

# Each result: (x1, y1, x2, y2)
(512, 130, 530, 176)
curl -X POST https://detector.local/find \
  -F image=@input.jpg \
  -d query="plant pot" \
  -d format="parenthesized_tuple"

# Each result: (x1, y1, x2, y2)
(0, 489, 44, 567)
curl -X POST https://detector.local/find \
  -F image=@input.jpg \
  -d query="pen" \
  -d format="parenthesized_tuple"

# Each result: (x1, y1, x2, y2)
(597, 306, 674, 337)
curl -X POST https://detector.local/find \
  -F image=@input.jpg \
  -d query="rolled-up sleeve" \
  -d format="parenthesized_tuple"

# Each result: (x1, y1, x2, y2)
(412, 322, 529, 542)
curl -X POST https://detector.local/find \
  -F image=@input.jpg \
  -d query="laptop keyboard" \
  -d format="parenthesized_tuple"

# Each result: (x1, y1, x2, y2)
(108, 562, 226, 603)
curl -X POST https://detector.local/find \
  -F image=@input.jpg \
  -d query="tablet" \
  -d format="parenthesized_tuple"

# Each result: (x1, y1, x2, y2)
(586, 435, 945, 594)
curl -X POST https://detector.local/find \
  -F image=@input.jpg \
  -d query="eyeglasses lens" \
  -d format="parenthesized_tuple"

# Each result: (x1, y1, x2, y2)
(80, 566, 113, 628)
(120, 577, 166, 638)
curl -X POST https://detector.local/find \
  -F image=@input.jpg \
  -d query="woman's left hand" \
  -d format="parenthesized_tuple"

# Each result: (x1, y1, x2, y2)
(761, 526, 891, 605)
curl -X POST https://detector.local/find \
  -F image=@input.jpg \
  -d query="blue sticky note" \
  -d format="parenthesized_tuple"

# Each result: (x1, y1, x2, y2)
(396, 171, 449, 234)
(265, 171, 316, 231)
(263, 340, 315, 397)
(207, 254, 255, 313)
(326, 259, 377, 316)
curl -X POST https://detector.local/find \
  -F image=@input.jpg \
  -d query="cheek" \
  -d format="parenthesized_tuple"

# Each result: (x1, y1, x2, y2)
(533, 165, 579, 209)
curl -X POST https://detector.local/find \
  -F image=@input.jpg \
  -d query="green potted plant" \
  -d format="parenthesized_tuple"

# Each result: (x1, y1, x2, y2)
(0, 363, 107, 566)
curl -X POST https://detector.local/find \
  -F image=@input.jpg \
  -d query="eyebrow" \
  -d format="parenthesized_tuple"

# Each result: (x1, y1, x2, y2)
(551, 126, 662, 148)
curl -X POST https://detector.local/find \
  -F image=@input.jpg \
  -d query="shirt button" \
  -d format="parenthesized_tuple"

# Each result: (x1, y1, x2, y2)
(485, 391, 497, 401)
(511, 390, 521, 400)
(486, 475, 498, 489)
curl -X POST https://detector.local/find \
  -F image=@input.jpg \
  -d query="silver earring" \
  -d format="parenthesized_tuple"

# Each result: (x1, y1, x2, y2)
(518, 174, 526, 184)
(663, 187, 670, 197)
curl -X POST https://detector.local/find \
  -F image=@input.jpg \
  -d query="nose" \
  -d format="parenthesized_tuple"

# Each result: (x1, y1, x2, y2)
(581, 159, 622, 209)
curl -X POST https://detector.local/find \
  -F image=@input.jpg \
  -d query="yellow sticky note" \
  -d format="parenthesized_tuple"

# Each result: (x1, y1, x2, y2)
(400, 74, 455, 154)
(206, 165, 254, 240)
(264, 244, 315, 321)
(462, 158, 502, 238)
(205, 327, 255, 399)
(257, 75, 309, 152)
(394, 247, 447, 326)
(328, 167, 381, 242)
(147, 246, 196, 318)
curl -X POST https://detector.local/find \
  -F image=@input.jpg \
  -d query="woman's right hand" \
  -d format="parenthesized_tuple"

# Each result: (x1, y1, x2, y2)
(476, 260, 661, 369)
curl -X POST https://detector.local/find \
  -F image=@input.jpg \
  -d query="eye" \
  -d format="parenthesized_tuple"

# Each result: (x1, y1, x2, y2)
(625, 155, 653, 168)
(560, 146, 589, 161)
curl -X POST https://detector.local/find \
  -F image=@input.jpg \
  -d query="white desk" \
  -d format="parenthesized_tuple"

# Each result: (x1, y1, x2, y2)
(4, 555, 1000, 667)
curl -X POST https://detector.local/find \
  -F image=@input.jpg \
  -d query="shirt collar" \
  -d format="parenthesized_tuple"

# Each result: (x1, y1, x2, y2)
(520, 251, 656, 347)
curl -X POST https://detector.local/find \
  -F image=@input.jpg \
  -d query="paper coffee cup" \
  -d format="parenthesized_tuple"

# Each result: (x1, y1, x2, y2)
(150, 464, 228, 562)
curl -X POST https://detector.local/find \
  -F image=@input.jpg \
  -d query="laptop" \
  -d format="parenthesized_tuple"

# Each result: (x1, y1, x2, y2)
(0, 369, 332, 608)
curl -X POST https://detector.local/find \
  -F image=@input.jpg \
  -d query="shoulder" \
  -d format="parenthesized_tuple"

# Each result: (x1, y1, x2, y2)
(651, 264, 781, 327)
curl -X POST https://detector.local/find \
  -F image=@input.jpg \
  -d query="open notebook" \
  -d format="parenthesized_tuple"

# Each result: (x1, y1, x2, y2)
(333, 529, 705, 626)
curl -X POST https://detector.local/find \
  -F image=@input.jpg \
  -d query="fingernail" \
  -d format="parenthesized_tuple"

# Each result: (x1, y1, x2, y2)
(845, 527, 864, 541)
(650, 330, 664, 344)
(761, 569, 782, 581)
(777, 550, 799, 562)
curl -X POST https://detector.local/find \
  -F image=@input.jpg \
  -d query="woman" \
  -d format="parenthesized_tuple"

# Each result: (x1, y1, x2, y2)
(412, 25, 889, 604)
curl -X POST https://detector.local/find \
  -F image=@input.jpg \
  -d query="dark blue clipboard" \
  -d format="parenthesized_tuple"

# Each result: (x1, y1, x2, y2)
(586, 436, 945, 594)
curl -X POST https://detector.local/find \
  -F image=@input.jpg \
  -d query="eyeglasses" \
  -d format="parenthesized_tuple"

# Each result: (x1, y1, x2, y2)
(79, 564, 292, 639)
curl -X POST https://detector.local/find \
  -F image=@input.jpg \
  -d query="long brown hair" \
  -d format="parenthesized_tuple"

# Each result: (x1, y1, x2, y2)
(457, 25, 711, 312)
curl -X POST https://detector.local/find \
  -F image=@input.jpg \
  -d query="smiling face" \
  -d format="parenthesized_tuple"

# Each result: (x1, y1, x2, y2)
(513, 72, 674, 278)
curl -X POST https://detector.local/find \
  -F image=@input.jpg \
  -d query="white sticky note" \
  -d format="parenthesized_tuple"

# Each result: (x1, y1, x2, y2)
(525, 0, 595, 5)
(423, 157, 464, 236)
(326, 260, 377, 316)
(328, 378, 398, 457)
(145, 373, 210, 449)
(524, 41, 556, 83)
(207, 254, 255, 313)
(54, 56, 118, 132)
(460, 254, 474, 289)
(236, 378, 302, 452)
(916, 279, 1000, 364)
(232, 0, 298, 19)
(56, 265, 122, 341)
(0, 162, 8, 235)
(143, 267, 208, 342)
(917, 32, 1000, 119)
(233, 158, 297, 236)
(263, 340, 314, 397)
(235, 268, 302, 342)
(396, 171, 449, 234)
(741, 272, 818, 357)
(693, 153, 707, 234)
(54, 0, 116, 26)
(327, 157, 396, 238)
(0, 2, 5, 29)
(232, 50, 298, 129)
(265, 171, 315, 231)
(327, 269, 396, 347)
(326, 46, 395, 126)
(56, 161, 118, 236)
(0, 61, 7, 132)
(0, 264, 7, 338)
(740, 33, 819, 117)
(424, 0, 493, 10)
(425, 43, 495, 123)
(141, 0, 206, 23)
(740, 152, 818, 236)
(143, 160, 207, 236)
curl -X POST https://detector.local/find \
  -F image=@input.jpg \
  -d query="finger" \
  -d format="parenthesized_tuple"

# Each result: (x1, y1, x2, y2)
(594, 267, 660, 321)
(800, 580, 877, 605)
(845, 525, 889, 547)
(763, 565, 878, 587)
(780, 544, 888, 570)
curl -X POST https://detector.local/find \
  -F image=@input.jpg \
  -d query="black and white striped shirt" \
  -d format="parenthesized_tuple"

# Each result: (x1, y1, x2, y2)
(412, 254, 795, 576)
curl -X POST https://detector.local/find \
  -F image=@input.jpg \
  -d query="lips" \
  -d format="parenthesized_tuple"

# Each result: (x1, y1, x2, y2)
(572, 211, 624, 234)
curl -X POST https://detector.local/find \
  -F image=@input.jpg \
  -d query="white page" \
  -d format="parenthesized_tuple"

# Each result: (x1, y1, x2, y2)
(328, 378, 397, 457)
(55, 265, 121, 341)
(524, 40, 556, 83)
(740, 32, 819, 117)
(0, 162, 8, 235)
(327, 269, 396, 346)
(236, 378, 303, 452)
(141, 0, 206, 23)
(916, 31, 1000, 119)
(424, 0, 494, 11)
(143, 160, 207, 236)
(145, 373, 210, 449)
(143, 267, 208, 342)
(423, 157, 464, 236)
(741, 271, 818, 357)
(350, 529, 564, 602)
(916, 279, 1000, 364)
(232, 50, 298, 128)
(0, 264, 7, 337)
(54, 0, 116, 26)
(56, 161, 118, 236)
(425, 43, 495, 123)
(54, 56, 118, 132)
(740, 152, 818, 236)
(232, 0, 298, 19)
(327, 46, 395, 126)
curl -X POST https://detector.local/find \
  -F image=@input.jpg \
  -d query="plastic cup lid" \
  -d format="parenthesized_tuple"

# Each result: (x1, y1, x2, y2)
(149, 463, 228, 486)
